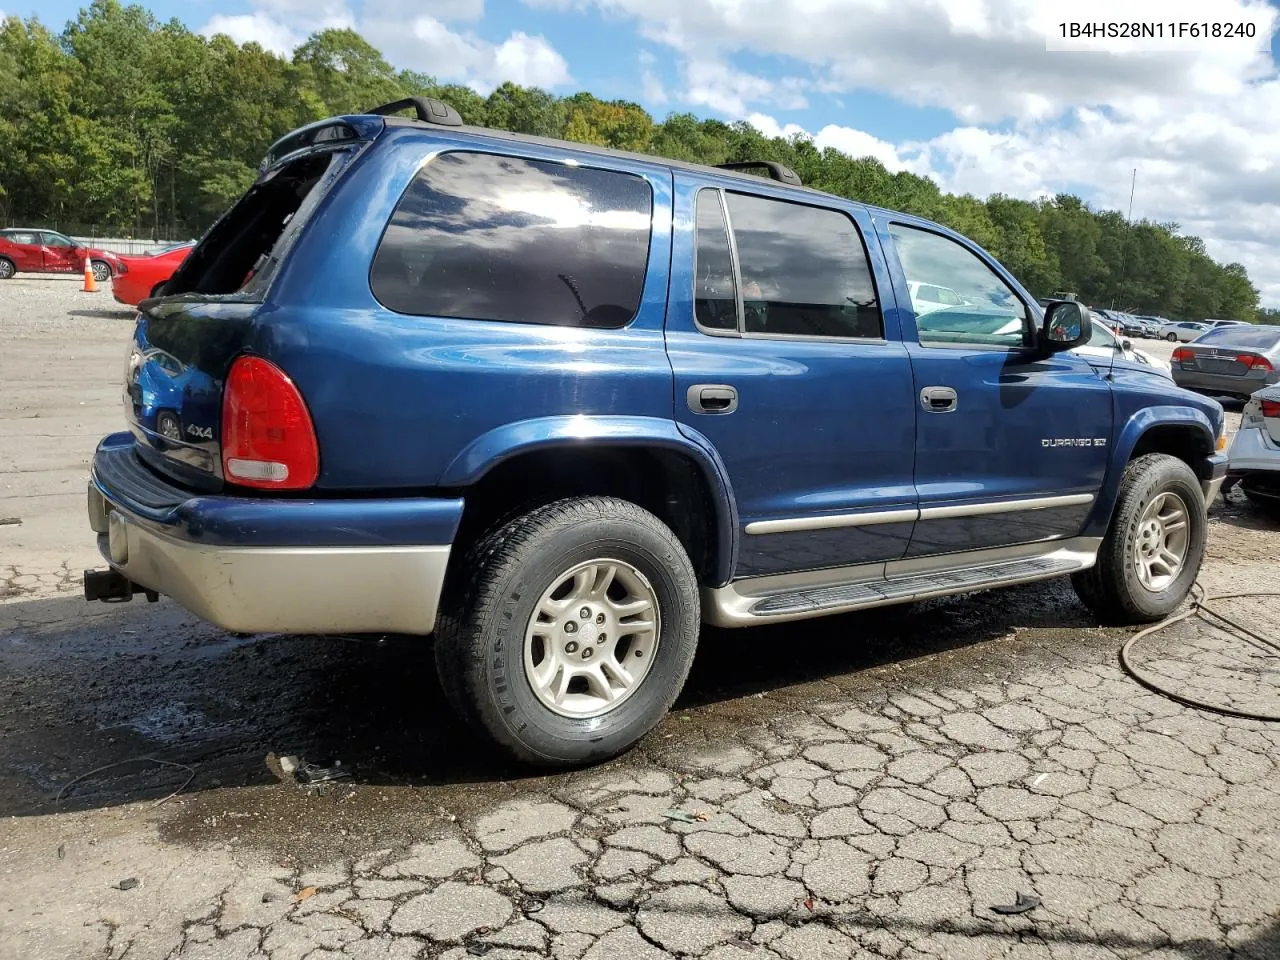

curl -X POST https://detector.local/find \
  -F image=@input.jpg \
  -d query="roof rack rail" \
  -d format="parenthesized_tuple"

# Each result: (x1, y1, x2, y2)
(367, 97, 463, 127)
(715, 161, 802, 187)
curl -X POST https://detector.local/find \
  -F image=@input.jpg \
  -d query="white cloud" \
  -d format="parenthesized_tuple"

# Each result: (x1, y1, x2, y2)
(202, 0, 571, 93)
(202, 12, 306, 54)
(747, 112, 922, 174)
(638, 51, 667, 105)
(364, 16, 570, 92)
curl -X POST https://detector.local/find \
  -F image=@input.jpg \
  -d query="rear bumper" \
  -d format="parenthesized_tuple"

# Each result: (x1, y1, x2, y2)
(1172, 368, 1279, 398)
(87, 433, 461, 635)
(1227, 421, 1280, 475)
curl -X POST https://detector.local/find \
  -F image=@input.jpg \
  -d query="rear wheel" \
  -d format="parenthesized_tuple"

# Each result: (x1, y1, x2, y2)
(91, 260, 111, 283)
(0, 258, 13, 280)
(1072, 454, 1206, 624)
(435, 496, 700, 767)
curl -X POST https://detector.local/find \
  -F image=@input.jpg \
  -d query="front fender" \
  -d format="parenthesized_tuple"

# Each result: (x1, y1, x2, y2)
(1082, 404, 1218, 536)
(440, 415, 740, 585)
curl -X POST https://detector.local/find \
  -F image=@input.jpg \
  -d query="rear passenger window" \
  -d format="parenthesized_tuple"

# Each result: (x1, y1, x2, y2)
(694, 190, 738, 332)
(726, 193, 882, 339)
(371, 152, 653, 328)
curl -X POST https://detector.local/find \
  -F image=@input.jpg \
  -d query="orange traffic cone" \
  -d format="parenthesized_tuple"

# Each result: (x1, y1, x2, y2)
(82, 253, 97, 292)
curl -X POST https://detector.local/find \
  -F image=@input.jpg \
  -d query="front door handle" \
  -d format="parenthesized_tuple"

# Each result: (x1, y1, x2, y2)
(688, 384, 739, 415)
(920, 385, 957, 412)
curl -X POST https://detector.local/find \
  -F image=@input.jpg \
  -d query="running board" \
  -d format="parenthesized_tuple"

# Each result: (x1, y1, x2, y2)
(703, 538, 1100, 627)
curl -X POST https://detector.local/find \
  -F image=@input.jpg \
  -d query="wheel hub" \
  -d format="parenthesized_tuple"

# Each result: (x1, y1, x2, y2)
(1132, 491, 1190, 592)
(524, 559, 661, 719)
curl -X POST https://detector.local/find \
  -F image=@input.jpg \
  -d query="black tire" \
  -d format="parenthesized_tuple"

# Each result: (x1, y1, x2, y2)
(91, 260, 112, 283)
(435, 496, 700, 768)
(1166, 332, 1178, 341)
(0, 258, 14, 280)
(1072, 453, 1206, 624)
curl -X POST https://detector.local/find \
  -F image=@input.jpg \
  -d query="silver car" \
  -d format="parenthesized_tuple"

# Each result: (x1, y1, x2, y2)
(1227, 382, 1280, 514)
(1170, 324, 1280, 400)
(1159, 320, 1210, 342)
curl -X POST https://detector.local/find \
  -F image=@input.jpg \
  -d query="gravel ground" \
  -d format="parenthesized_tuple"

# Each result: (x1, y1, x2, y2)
(1, 278, 1278, 960)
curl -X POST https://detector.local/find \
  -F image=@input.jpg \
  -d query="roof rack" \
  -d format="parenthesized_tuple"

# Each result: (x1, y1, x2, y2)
(715, 161, 802, 187)
(367, 97, 463, 127)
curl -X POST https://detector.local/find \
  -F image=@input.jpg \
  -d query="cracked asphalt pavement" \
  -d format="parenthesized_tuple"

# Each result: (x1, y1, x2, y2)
(3, 279, 1280, 960)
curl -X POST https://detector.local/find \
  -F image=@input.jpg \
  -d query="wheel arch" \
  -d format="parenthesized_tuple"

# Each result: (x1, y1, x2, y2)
(1083, 406, 1217, 536)
(441, 416, 739, 586)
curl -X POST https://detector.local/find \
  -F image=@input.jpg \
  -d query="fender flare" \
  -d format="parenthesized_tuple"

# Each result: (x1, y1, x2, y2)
(440, 415, 740, 584)
(1083, 404, 1217, 536)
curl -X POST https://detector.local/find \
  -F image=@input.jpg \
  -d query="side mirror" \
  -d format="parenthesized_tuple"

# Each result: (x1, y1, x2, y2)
(1041, 300, 1091, 352)
(1121, 338, 1133, 351)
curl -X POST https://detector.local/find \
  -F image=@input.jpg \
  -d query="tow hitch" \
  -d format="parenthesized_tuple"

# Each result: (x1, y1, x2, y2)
(83, 569, 159, 603)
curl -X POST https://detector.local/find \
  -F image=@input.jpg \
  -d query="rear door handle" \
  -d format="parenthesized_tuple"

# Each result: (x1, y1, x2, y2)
(688, 384, 738, 414)
(920, 385, 957, 412)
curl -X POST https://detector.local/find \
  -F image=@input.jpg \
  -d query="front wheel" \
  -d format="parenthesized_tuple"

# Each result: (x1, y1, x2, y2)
(91, 260, 112, 283)
(1072, 453, 1206, 624)
(1166, 332, 1178, 341)
(435, 497, 700, 768)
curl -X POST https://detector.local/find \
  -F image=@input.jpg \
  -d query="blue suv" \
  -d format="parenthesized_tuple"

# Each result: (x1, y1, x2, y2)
(84, 98, 1229, 767)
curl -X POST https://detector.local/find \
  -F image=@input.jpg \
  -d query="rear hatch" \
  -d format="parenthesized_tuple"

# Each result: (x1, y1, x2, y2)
(124, 118, 379, 491)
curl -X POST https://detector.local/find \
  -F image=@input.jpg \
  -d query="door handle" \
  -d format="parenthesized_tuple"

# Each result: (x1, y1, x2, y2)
(920, 385, 957, 413)
(688, 384, 738, 415)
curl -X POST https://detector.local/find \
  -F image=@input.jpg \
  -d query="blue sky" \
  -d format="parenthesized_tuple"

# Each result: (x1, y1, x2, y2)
(11, 0, 1280, 303)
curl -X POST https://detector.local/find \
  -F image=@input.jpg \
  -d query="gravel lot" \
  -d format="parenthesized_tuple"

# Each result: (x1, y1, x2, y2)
(1, 278, 1278, 960)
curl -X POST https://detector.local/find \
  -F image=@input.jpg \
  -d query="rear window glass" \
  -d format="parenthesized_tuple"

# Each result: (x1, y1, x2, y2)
(1194, 325, 1280, 347)
(371, 151, 654, 328)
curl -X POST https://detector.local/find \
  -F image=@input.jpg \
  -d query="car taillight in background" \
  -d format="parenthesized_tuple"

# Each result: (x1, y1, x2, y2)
(221, 355, 319, 490)
(1171, 347, 1193, 364)
(1261, 399, 1280, 418)
(1236, 353, 1274, 372)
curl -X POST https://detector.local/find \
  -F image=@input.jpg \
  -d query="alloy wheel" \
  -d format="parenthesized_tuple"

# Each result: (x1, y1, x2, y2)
(523, 559, 661, 718)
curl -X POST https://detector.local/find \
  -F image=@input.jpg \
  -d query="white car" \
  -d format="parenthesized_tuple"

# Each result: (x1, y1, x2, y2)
(907, 281, 966, 316)
(1075, 319, 1173, 377)
(1226, 383, 1280, 515)
(1159, 321, 1211, 342)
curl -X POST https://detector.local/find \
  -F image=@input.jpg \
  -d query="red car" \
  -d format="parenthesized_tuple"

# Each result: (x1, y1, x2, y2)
(0, 228, 122, 282)
(110, 242, 195, 306)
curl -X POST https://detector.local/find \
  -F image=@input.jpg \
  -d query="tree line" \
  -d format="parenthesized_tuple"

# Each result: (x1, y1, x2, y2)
(0, 0, 1268, 322)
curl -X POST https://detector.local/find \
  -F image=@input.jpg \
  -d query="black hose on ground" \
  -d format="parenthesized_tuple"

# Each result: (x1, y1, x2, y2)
(1119, 585, 1280, 722)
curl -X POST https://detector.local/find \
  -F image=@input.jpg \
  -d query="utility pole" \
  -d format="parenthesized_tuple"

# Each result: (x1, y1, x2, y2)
(1113, 167, 1137, 310)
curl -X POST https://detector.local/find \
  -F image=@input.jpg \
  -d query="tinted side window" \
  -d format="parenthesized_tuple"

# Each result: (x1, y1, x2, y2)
(732, 193, 880, 340)
(726, 193, 881, 339)
(40, 232, 73, 247)
(371, 152, 653, 328)
(694, 189, 737, 332)
(888, 224, 1029, 348)
(6, 231, 37, 244)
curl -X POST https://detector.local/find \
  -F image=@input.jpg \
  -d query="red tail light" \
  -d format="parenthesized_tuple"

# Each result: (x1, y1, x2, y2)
(1236, 353, 1274, 372)
(1171, 347, 1193, 364)
(221, 356, 319, 490)
(1262, 399, 1280, 418)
